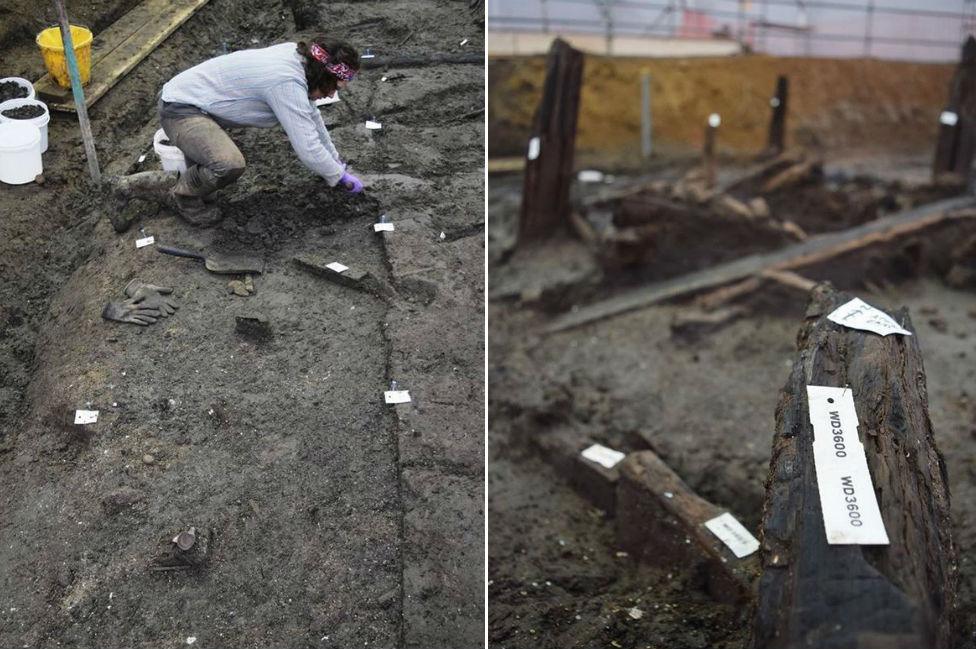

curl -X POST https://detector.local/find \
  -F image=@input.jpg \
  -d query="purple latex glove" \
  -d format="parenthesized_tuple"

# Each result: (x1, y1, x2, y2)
(339, 171, 364, 194)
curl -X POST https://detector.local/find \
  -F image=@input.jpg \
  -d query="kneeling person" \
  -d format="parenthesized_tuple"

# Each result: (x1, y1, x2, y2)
(111, 37, 364, 226)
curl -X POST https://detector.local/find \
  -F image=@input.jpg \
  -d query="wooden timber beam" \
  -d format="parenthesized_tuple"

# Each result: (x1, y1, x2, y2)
(752, 284, 957, 649)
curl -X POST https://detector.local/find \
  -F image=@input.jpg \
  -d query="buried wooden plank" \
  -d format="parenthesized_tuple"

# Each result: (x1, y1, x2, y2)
(531, 426, 621, 515)
(752, 285, 956, 649)
(543, 195, 976, 334)
(616, 451, 759, 606)
(35, 0, 211, 112)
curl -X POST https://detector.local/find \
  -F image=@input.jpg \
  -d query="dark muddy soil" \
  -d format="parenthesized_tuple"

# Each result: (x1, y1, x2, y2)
(0, 1, 484, 647)
(488, 164, 976, 648)
(1, 103, 45, 119)
(0, 79, 30, 102)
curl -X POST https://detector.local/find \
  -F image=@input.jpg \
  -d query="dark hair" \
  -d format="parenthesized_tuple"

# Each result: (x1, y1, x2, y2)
(296, 37, 360, 96)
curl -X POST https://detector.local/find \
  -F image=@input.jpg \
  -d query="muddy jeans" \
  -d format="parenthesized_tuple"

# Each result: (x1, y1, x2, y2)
(159, 100, 246, 199)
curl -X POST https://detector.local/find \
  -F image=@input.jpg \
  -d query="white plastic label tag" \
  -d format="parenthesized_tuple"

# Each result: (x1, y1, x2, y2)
(374, 223, 395, 232)
(940, 110, 958, 126)
(704, 512, 760, 558)
(578, 170, 605, 183)
(365, 120, 382, 130)
(326, 262, 349, 273)
(827, 297, 911, 337)
(314, 93, 340, 106)
(581, 443, 626, 469)
(384, 390, 411, 404)
(460, 38, 469, 46)
(807, 385, 889, 545)
(136, 236, 155, 248)
(527, 137, 540, 160)
(74, 410, 99, 424)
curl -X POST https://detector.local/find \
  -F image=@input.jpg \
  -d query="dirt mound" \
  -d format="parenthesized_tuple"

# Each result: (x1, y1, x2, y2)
(489, 54, 954, 165)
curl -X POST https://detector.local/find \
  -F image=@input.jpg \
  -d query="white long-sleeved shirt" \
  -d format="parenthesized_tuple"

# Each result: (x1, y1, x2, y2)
(161, 43, 344, 186)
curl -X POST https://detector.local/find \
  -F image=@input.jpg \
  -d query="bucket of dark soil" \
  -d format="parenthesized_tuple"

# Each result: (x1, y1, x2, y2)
(1, 104, 44, 119)
(0, 99, 50, 153)
(0, 77, 34, 102)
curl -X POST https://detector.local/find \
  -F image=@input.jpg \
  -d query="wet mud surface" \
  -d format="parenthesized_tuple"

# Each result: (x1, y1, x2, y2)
(488, 165, 976, 648)
(0, 1, 484, 647)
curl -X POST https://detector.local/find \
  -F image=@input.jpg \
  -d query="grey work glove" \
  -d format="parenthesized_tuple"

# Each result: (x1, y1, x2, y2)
(102, 299, 161, 326)
(124, 280, 178, 317)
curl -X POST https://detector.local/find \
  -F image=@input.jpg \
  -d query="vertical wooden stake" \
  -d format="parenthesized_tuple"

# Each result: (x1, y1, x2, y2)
(518, 38, 584, 245)
(53, 0, 101, 185)
(703, 114, 719, 189)
(934, 36, 976, 184)
(767, 75, 788, 155)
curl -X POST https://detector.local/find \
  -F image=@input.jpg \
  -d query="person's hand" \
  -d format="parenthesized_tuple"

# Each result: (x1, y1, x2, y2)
(339, 171, 364, 194)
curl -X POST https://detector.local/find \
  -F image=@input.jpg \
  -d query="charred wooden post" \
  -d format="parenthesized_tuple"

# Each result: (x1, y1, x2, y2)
(518, 38, 585, 244)
(752, 284, 957, 649)
(934, 36, 976, 183)
(767, 76, 788, 155)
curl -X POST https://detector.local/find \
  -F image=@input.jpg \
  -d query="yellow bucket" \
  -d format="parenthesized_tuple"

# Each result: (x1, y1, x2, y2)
(36, 25, 93, 89)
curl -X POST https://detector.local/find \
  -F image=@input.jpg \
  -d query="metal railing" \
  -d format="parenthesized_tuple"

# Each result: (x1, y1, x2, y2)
(488, 0, 974, 62)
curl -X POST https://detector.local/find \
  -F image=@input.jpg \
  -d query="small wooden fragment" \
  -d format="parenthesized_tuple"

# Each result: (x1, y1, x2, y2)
(760, 159, 817, 194)
(752, 285, 957, 649)
(518, 38, 585, 244)
(616, 451, 759, 605)
(293, 254, 392, 299)
(759, 268, 816, 292)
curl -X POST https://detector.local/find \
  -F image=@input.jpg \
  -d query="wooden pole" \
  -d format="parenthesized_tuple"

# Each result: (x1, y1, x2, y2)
(767, 75, 788, 155)
(752, 285, 957, 649)
(703, 114, 719, 189)
(518, 38, 584, 244)
(934, 36, 976, 184)
(53, 0, 100, 184)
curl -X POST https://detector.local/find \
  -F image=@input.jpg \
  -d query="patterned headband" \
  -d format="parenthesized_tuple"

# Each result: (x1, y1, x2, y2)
(308, 43, 357, 82)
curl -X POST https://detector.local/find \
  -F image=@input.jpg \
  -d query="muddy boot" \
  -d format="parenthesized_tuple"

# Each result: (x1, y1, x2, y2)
(174, 194, 224, 227)
(107, 170, 179, 203)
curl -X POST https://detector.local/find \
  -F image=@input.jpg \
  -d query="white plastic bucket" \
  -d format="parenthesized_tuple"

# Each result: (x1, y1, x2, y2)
(0, 98, 50, 153)
(153, 128, 186, 173)
(0, 77, 35, 102)
(0, 122, 42, 185)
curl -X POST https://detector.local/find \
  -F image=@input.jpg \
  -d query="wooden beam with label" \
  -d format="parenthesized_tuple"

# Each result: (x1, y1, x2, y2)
(752, 285, 956, 649)
(34, 0, 211, 112)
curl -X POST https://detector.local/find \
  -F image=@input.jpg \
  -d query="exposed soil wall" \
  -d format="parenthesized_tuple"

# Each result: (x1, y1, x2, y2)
(488, 54, 955, 164)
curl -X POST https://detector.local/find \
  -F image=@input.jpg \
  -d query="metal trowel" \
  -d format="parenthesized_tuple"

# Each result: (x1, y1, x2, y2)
(157, 245, 264, 274)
